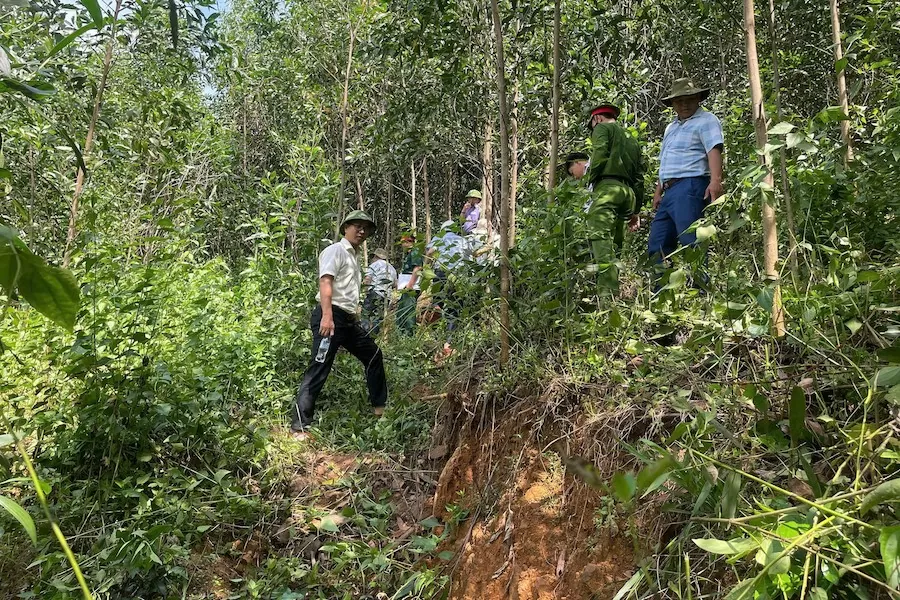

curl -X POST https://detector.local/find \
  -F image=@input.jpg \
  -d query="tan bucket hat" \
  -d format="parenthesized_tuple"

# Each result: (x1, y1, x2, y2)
(661, 77, 710, 106)
(372, 248, 389, 260)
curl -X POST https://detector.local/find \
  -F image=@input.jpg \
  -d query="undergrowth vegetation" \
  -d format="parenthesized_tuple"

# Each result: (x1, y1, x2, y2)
(2, 0, 900, 597)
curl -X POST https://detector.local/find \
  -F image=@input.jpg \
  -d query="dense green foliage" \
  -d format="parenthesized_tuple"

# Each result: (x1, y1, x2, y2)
(2, 0, 900, 597)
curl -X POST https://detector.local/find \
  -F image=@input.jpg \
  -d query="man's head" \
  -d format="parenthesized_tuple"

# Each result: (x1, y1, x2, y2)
(400, 232, 416, 249)
(372, 248, 389, 261)
(661, 77, 710, 120)
(564, 151, 590, 179)
(587, 103, 621, 130)
(339, 209, 376, 248)
(465, 189, 482, 206)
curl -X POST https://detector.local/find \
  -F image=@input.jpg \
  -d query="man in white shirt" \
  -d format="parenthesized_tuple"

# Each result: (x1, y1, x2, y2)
(290, 210, 387, 439)
(361, 247, 397, 335)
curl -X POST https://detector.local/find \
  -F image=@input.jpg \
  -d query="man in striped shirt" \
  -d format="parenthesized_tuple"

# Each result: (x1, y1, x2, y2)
(649, 78, 724, 265)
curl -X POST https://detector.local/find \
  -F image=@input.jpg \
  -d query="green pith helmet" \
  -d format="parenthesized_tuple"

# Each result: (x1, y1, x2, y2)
(465, 189, 483, 201)
(340, 209, 377, 234)
(661, 77, 710, 106)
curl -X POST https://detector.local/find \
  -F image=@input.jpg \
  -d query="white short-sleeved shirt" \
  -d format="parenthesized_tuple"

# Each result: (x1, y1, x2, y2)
(316, 238, 361, 314)
(366, 259, 398, 297)
(659, 108, 725, 181)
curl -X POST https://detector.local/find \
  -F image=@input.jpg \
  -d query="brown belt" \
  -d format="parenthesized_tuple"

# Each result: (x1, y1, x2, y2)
(662, 178, 684, 190)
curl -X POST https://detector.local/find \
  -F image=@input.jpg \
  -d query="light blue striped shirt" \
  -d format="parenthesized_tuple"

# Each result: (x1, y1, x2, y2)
(658, 108, 724, 181)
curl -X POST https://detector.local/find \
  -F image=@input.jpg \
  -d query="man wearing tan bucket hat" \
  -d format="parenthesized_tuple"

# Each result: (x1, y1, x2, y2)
(648, 77, 724, 265)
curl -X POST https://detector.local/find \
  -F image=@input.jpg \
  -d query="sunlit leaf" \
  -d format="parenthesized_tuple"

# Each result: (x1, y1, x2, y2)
(879, 526, 900, 589)
(861, 478, 900, 514)
(693, 537, 757, 555)
(79, 0, 104, 27)
(0, 495, 37, 546)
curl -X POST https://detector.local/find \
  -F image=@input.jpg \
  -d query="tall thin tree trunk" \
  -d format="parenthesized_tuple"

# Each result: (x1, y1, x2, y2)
(481, 121, 494, 235)
(422, 157, 432, 242)
(830, 0, 853, 165)
(444, 161, 454, 220)
(547, 0, 561, 191)
(509, 79, 519, 246)
(767, 0, 799, 285)
(490, 0, 512, 366)
(355, 173, 368, 267)
(410, 160, 417, 233)
(744, 0, 786, 337)
(336, 22, 357, 238)
(242, 96, 248, 175)
(63, 0, 124, 266)
(386, 176, 394, 256)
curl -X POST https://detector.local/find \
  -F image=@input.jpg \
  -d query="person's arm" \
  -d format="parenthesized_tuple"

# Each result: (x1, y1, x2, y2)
(407, 266, 421, 289)
(319, 275, 335, 337)
(705, 146, 724, 201)
(652, 180, 663, 210)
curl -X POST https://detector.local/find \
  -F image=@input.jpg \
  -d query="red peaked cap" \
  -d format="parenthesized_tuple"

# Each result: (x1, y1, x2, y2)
(590, 103, 621, 119)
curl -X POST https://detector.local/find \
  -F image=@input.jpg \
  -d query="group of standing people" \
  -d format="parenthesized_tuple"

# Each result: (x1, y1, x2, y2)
(562, 77, 724, 290)
(287, 76, 725, 438)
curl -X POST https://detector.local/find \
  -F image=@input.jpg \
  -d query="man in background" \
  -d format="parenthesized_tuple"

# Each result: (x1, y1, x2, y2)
(585, 102, 646, 292)
(396, 232, 424, 336)
(648, 78, 724, 267)
(460, 189, 483, 234)
(361, 247, 397, 336)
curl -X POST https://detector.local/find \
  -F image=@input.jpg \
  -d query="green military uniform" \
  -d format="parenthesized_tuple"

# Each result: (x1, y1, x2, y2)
(586, 110, 645, 292)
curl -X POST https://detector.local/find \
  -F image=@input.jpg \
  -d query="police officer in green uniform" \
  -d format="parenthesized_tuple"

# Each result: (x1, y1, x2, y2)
(585, 103, 646, 292)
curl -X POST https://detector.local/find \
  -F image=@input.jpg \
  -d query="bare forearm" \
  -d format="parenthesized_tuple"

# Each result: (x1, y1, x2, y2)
(708, 147, 723, 183)
(319, 278, 334, 317)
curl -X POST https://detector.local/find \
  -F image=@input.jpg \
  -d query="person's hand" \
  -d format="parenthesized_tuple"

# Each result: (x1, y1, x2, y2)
(704, 179, 723, 202)
(628, 214, 641, 232)
(652, 190, 662, 211)
(319, 316, 335, 338)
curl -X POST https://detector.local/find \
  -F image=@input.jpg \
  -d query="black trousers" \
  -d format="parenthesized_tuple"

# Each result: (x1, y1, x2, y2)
(290, 304, 388, 430)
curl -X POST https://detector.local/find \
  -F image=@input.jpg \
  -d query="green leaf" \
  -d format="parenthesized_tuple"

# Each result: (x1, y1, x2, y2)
(47, 23, 98, 59)
(721, 471, 741, 518)
(391, 573, 420, 599)
(816, 106, 850, 123)
(845, 318, 863, 334)
(16, 250, 80, 331)
(756, 287, 774, 312)
(693, 537, 757, 555)
(637, 455, 676, 496)
(696, 224, 717, 242)
(788, 386, 808, 446)
(835, 57, 848, 73)
(0, 495, 37, 545)
(755, 539, 791, 574)
(808, 588, 828, 600)
(860, 479, 900, 515)
(725, 579, 758, 600)
(79, 0, 104, 27)
(0, 77, 56, 100)
(878, 345, 900, 364)
(879, 525, 900, 589)
(437, 550, 455, 560)
(768, 122, 796, 135)
(420, 516, 441, 528)
(0, 433, 14, 447)
(663, 268, 686, 290)
(611, 472, 636, 502)
(874, 367, 900, 388)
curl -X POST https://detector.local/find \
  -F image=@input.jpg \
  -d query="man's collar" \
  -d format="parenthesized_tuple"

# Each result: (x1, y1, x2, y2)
(339, 237, 357, 254)
(675, 107, 705, 124)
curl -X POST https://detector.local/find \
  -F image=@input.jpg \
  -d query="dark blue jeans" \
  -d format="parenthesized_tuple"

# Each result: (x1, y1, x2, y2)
(648, 176, 710, 262)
